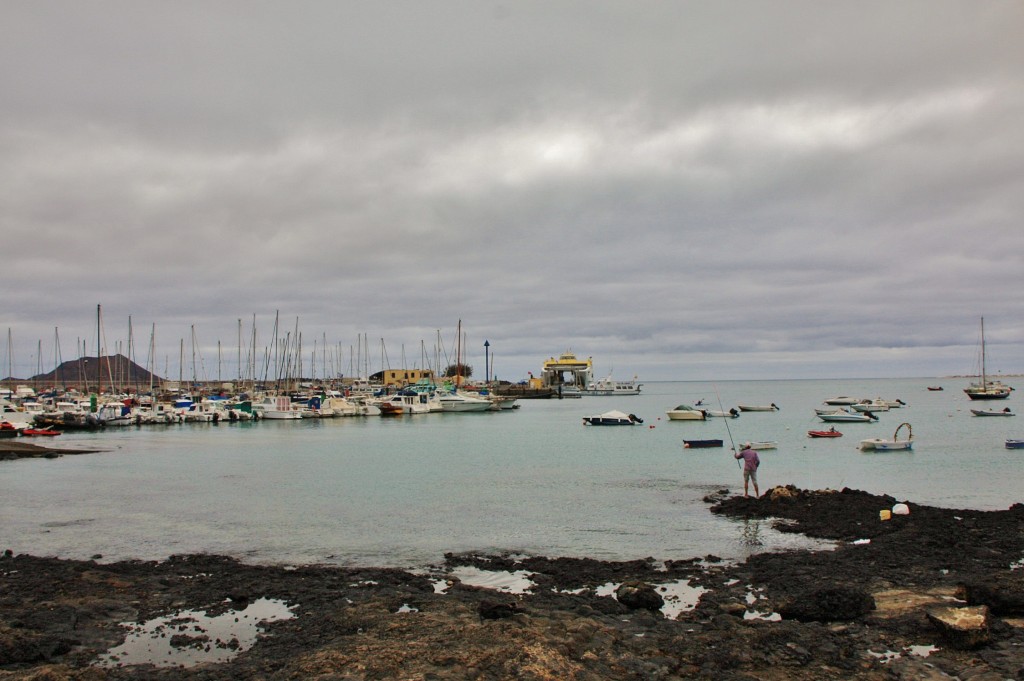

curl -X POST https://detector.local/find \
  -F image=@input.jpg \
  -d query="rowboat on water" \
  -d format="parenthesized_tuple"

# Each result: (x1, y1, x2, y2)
(20, 427, 61, 437)
(1006, 439, 1024, 449)
(683, 439, 724, 449)
(737, 403, 779, 412)
(808, 428, 843, 438)
(860, 423, 914, 451)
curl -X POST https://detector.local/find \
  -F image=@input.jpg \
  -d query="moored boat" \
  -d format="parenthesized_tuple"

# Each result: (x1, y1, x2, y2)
(745, 440, 778, 450)
(971, 408, 1014, 417)
(808, 428, 843, 438)
(823, 396, 861, 406)
(737, 403, 779, 412)
(0, 421, 20, 437)
(583, 410, 643, 426)
(253, 395, 304, 419)
(437, 391, 493, 412)
(818, 409, 879, 423)
(850, 398, 893, 412)
(584, 374, 642, 396)
(703, 408, 740, 418)
(683, 439, 723, 448)
(964, 317, 1013, 400)
(665, 404, 706, 421)
(860, 422, 914, 451)
(1006, 439, 1024, 449)
(20, 427, 61, 436)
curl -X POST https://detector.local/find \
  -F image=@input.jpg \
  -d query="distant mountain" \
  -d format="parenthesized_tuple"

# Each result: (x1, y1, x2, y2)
(8, 354, 162, 388)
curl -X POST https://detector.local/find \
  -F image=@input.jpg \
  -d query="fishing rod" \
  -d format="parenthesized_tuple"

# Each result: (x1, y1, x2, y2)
(713, 383, 741, 469)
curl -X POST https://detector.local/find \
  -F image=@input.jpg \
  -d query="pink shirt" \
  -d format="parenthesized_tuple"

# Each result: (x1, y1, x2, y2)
(735, 448, 759, 471)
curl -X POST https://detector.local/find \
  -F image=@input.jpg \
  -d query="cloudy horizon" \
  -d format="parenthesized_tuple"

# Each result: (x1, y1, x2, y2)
(3, 2, 1023, 383)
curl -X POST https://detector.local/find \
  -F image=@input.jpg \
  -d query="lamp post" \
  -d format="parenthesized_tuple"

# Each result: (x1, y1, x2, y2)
(484, 340, 490, 385)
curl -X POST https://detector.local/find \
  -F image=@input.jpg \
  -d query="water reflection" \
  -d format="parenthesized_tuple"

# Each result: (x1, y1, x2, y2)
(95, 597, 294, 669)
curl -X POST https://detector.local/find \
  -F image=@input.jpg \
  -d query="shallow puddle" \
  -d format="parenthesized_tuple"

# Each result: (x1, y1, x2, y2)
(95, 597, 294, 668)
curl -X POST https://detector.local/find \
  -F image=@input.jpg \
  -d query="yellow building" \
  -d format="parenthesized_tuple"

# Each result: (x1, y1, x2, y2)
(380, 369, 435, 388)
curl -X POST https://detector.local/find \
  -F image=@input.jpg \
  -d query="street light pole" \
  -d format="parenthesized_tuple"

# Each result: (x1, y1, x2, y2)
(484, 340, 490, 385)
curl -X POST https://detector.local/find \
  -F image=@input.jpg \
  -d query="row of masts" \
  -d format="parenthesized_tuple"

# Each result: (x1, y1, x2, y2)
(2, 308, 485, 396)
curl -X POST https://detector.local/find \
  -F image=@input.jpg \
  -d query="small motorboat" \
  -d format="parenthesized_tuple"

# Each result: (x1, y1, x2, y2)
(818, 409, 879, 423)
(1006, 439, 1024, 449)
(20, 427, 61, 437)
(971, 408, 1014, 417)
(927, 386, 943, 391)
(703, 408, 740, 418)
(683, 439, 724, 448)
(583, 410, 643, 426)
(860, 423, 914, 451)
(823, 396, 861, 405)
(745, 440, 777, 450)
(0, 421, 21, 438)
(808, 428, 843, 438)
(737, 403, 779, 412)
(851, 400, 890, 412)
(665, 405, 706, 421)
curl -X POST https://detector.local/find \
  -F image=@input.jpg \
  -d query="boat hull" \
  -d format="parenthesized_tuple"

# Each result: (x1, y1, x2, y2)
(808, 430, 843, 438)
(971, 409, 1014, 417)
(683, 439, 723, 448)
(818, 413, 877, 422)
(665, 410, 706, 421)
(738, 404, 779, 412)
(860, 439, 913, 451)
(1006, 439, 1024, 449)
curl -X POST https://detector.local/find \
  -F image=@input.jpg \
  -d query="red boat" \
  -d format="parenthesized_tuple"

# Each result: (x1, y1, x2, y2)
(0, 421, 20, 438)
(807, 428, 843, 438)
(21, 428, 62, 437)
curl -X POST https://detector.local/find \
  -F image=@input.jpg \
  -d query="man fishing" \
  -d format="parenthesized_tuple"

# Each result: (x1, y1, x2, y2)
(735, 443, 760, 498)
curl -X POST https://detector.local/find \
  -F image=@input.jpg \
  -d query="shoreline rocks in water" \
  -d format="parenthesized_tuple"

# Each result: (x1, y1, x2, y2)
(2, 486, 1024, 679)
(0, 442, 106, 460)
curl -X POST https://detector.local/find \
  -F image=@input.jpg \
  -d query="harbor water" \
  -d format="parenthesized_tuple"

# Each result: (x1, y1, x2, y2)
(2, 378, 1022, 568)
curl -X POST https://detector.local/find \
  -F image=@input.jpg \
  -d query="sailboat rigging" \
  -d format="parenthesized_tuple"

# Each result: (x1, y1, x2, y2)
(964, 317, 1012, 400)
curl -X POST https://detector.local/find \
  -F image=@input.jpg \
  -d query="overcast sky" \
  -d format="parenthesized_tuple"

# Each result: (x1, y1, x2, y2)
(2, 1, 1023, 383)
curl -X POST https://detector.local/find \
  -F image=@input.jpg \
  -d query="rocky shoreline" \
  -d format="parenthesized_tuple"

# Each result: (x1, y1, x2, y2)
(0, 442, 105, 461)
(3, 486, 1024, 680)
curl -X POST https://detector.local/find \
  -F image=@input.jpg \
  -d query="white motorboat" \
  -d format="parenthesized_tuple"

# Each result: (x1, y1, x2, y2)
(704, 408, 740, 418)
(583, 410, 643, 426)
(96, 402, 133, 427)
(437, 391, 493, 412)
(860, 423, 913, 451)
(738, 403, 779, 412)
(823, 396, 862, 406)
(665, 404, 706, 421)
(584, 374, 642, 396)
(253, 395, 303, 420)
(378, 392, 434, 414)
(746, 441, 778, 450)
(818, 409, 879, 423)
(971, 408, 1014, 417)
(851, 399, 890, 412)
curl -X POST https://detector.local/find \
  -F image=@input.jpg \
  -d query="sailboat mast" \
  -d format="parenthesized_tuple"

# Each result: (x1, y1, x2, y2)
(980, 316, 987, 389)
(96, 304, 102, 397)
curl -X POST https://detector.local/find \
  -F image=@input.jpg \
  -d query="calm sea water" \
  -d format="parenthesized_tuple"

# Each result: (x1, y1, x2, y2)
(2, 378, 1021, 568)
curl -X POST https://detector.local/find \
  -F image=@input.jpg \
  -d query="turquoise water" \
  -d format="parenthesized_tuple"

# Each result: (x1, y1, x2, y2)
(2, 378, 1021, 568)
